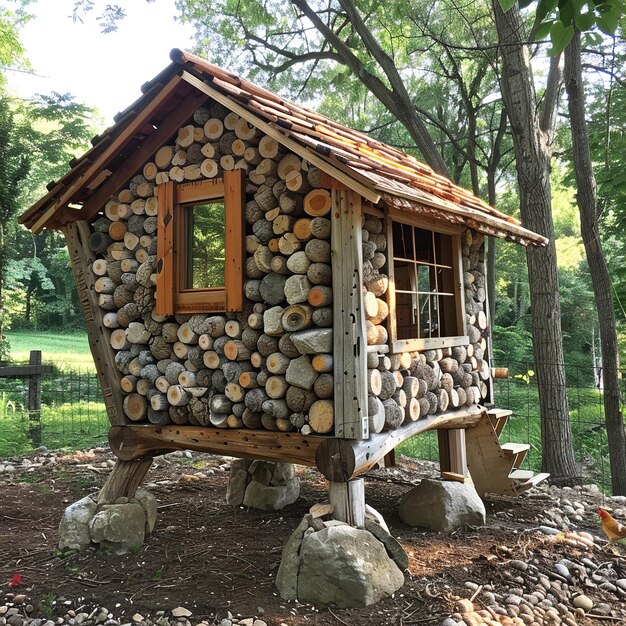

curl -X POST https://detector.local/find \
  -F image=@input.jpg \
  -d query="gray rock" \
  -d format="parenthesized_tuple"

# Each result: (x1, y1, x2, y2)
(285, 355, 317, 390)
(290, 329, 333, 354)
(133, 490, 157, 534)
(89, 503, 146, 554)
(364, 519, 408, 571)
(296, 525, 404, 607)
(58, 495, 98, 551)
(270, 463, 297, 486)
(275, 515, 312, 600)
(226, 459, 252, 505)
(243, 477, 300, 511)
(398, 479, 485, 531)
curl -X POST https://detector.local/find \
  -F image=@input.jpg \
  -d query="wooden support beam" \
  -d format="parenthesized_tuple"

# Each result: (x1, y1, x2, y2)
(331, 188, 368, 440)
(315, 405, 484, 482)
(64, 221, 127, 425)
(109, 424, 324, 465)
(448, 429, 468, 478)
(329, 478, 365, 527)
(98, 459, 153, 503)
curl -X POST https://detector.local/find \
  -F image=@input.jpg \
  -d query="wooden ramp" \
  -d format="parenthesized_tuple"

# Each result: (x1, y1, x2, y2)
(466, 408, 549, 497)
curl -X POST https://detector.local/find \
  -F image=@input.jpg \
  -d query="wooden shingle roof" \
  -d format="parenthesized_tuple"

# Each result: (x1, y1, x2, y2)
(20, 49, 547, 246)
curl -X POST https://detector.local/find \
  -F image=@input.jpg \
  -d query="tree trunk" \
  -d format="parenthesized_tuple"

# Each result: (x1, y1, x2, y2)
(492, 1, 578, 484)
(564, 30, 626, 495)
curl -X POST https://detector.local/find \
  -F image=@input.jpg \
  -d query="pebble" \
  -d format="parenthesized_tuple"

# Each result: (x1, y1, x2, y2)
(170, 611, 190, 619)
(572, 595, 593, 611)
(509, 560, 528, 572)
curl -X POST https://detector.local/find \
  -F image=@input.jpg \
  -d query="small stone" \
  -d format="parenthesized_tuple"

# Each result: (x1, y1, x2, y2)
(0, 607, 8, 616)
(572, 595, 592, 611)
(538, 525, 559, 535)
(252, 621, 267, 626)
(505, 595, 522, 606)
(171, 609, 191, 619)
(595, 603, 612, 615)
(25, 606, 34, 615)
(13, 595, 27, 604)
(616, 579, 626, 591)
(218, 621, 232, 626)
(239, 620, 254, 626)
(455, 599, 473, 613)
(441, 620, 458, 626)
(132, 615, 144, 623)
(7, 616, 23, 626)
(554, 564, 571, 580)
(509, 560, 528, 572)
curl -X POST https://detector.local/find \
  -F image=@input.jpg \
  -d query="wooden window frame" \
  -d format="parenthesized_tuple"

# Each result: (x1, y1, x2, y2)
(156, 169, 244, 315)
(386, 210, 467, 353)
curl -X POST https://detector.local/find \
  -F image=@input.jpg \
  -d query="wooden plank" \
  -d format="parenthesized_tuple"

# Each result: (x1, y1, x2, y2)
(392, 335, 470, 354)
(27, 351, 43, 448)
(224, 169, 244, 312)
(109, 424, 324, 465)
(32, 75, 185, 233)
(329, 479, 365, 527)
(315, 405, 485, 481)
(441, 471, 466, 483)
(78, 88, 207, 224)
(156, 181, 175, 315)
(331, 188, 368, 440)
(180, 70, 381, 204)
(385, 215, 398, 348)
(387, 206, 465, 235)
(0, 365, 53, 377)
(63, 221, 127, 425)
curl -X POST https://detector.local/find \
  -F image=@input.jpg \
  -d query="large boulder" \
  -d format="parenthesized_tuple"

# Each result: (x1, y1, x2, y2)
(399, 478, 485, 531)
(296, 525, 404, 607)
(58, 495, 98, 551)
(276, 514, 405, 608)
(88, 502, 146, 554)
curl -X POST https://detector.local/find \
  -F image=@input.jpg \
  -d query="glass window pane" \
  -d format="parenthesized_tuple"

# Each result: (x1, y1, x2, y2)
(392, 222, 414, 260)
(418, 265, 431, 293)
(418, 293, 431, 338)
(186, 200, 226, 289)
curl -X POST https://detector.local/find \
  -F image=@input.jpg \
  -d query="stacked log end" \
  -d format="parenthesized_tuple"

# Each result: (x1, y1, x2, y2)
(91, 100, 335, 434)
(361, 210, 490, 434)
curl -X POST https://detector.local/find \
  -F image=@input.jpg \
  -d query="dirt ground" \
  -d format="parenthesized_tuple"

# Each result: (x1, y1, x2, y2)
(1, 448, 625, 625)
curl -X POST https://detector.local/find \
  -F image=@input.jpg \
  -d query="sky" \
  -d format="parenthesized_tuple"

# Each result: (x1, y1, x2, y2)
(9, 0, 195, 126)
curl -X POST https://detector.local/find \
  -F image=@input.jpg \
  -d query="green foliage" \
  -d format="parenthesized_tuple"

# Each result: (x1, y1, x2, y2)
(506, 0, 626, 55)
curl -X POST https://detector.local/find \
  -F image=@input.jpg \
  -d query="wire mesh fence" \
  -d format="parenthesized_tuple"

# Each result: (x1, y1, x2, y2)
(0, 359, 623, 492)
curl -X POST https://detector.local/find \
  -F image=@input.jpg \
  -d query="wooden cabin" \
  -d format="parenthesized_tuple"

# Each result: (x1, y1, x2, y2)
(20, 49, 549, 515)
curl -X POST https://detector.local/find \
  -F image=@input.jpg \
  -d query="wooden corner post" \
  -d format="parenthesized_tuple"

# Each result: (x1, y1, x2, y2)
(63, 221, 127, 426)
(331, 189, 368, 440)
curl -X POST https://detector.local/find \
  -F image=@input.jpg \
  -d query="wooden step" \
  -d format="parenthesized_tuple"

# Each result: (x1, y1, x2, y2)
(487, 408, 512, 436)
(515, 472, 550, 493)
(509, 469, 534, 481)
(501, 442, 530, 466)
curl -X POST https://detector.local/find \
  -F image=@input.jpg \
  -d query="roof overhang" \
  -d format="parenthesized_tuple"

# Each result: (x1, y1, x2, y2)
(19, 49, 548, 248)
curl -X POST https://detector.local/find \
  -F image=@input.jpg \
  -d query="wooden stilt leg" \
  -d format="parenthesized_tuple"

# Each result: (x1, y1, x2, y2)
(438, 428, 468, 483)
(329, 478, 365, 527)
(98, 458, 153, 504)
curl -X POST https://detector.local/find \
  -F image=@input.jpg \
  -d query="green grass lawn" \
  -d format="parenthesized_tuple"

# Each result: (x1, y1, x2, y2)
(6, 331, 94, 370)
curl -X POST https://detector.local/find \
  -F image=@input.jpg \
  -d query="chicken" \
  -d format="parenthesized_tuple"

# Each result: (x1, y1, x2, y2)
(597, 508, 626, 543)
